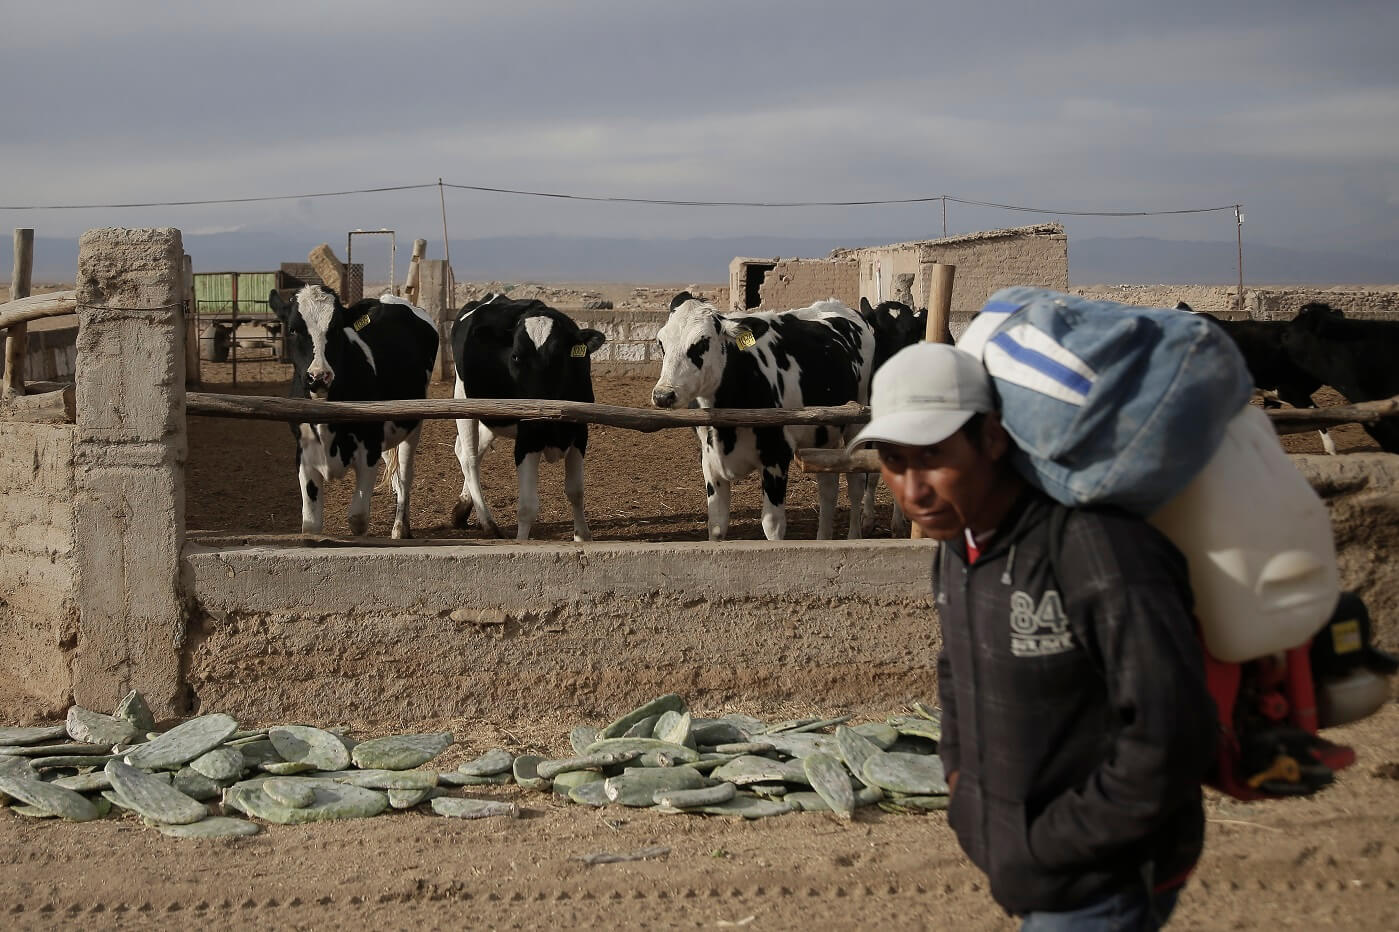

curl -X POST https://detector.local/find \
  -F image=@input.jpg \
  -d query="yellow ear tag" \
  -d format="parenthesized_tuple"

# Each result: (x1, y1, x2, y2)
(353, 314, 371, 332)
(735, 328, 757, 350)
(570, 343, 588, 358)
(1331, 619, 1362, 654)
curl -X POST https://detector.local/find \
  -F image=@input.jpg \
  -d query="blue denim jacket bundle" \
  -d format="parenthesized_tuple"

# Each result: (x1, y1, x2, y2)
(957, 287, 1253, 515)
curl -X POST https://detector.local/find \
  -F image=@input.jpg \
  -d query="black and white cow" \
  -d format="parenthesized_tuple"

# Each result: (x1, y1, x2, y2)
(1282, 302, 1399, 453)
(450, 293, 606, 540)
(858, 297, 926, 534)
(268, 285, 439, 538)
(651, 292, 874, 540)
(1180, 301, 1337, 454)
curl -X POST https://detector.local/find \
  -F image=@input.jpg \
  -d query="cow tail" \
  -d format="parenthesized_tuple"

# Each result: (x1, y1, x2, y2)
(377, 445, 399, 492)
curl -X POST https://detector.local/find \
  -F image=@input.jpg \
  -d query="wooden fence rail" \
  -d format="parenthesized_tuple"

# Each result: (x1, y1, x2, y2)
(184, 392, 871, 432)
(0, 290, 75, 332)
(795, 395, 1399, 473)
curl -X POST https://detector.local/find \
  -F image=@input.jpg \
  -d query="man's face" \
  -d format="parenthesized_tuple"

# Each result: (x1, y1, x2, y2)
(877, 422, 1003, 541)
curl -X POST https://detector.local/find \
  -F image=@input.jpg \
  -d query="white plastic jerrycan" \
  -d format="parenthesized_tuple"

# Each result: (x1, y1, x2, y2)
(1148, 403, 1339, 663)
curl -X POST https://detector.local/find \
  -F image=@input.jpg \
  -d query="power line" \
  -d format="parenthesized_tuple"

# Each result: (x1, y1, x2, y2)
(0, 183, 438, 210)
(0, 180, 1239, 218)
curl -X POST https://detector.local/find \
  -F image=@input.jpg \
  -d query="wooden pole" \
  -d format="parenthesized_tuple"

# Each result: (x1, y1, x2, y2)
(185, 393, 871, 431)
(925, 262, 955, 344)
(3, 228, 34, 399)
(183, 254, 199, 387)
(230, 271, 239, 387)
(0, 291, 77, 329)
(1235, 205, 1245, 310)
(909, 262, 956, 539)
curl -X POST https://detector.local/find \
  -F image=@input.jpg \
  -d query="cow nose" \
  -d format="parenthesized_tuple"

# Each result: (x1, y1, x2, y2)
(652, 387, 676, 408)
(309, 370, 334, 391)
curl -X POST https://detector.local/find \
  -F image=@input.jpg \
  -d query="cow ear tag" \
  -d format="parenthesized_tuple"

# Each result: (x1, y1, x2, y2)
(570, 343, 588, 358)
(735, 327, 757, 350)
(353, 314, 372, 332)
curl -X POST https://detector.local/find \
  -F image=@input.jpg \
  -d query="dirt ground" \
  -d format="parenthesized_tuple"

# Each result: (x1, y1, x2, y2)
(1, 705, 1397, 930)
(11, 290, 1395, 928)
(184, 361, 1380, 544)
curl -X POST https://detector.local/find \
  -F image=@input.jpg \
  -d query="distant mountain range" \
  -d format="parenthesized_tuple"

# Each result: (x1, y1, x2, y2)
(12, 232, 1398, 287)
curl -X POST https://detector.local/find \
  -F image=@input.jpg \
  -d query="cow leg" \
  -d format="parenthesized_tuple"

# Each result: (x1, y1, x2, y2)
(701, 453, 732, 541)
(390, 426, 422, 540)
(814, 472, 838, 540)
(453, 413, 501, 537)
(860, 476, 879, 536)
(1319, 428, 1336, 455)
(844, 470, 867, 540)
(760, 464, 790, 541)
(564, 446, 591, 542)
(891, 501, 909, 537)
(516, 450, 542, 541)
(297, 426, 327, 535)
(347, 443, 375, 536)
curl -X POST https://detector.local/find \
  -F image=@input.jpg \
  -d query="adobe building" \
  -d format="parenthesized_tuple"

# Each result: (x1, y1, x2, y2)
(729, 223, 1069, 322)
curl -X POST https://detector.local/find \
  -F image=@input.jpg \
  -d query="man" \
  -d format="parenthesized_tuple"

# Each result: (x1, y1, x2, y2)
(850, 342, 1217, 930)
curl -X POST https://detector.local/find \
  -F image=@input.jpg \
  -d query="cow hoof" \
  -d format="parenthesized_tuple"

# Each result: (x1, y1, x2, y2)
(482, 519, 504, 539)
(348, 516, 369, 536)
(574, 531, 593, 543)
(451, 499, 474, 528)
(392, 523, 411, 540)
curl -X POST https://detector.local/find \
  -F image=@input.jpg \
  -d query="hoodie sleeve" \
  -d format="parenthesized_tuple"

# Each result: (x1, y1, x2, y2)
(1027, 511, 1217, 871)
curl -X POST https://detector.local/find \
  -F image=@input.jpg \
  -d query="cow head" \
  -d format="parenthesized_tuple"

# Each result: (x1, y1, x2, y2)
(1292, 302, 1346, 336)
(652, 292, 740, 408)
(859, 297, 926, 372)
(507, 310, 605, 397)
(269, 285, 348, 399)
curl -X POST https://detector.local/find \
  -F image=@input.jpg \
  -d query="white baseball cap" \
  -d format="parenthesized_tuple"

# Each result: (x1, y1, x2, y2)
(848, 342, 996, 449)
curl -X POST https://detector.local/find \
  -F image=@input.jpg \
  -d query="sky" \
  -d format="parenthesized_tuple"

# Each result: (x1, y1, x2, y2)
(2, 0, 1397, 263)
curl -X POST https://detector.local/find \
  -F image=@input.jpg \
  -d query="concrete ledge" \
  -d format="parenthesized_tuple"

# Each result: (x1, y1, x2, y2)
(181, 540, 939, 727)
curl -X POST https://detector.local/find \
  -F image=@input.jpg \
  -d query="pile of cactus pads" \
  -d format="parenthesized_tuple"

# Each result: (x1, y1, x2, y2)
(0, 692, 947, 837)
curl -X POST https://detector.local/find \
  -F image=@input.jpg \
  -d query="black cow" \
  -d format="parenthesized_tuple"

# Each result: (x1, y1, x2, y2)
(651, 291, 874, 540)
(268, 285, 439, 538)
(450, 294, 606, 540)
(1282, 302, 1399, 453)
(858, 297, 927, 533)
(1179, 301, 1336, 455)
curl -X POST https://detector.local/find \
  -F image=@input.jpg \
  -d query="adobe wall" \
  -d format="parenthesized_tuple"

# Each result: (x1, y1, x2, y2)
(1072, 285, 1399, 321)
(1293, 454, 1399, 660)
(0, 421, 79, 716)
(180, 540, 940, 728)
(756, 257, 860, 311)
(572, 309, 670, 370)
(842, 224, 1069, 318)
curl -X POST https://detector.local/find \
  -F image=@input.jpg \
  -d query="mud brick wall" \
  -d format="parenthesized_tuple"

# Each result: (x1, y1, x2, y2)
(842, 224, 1069, 319)
(1072, 286, 1399, 321)
(0, 421, 79, 715)
(757, 258, 860, 311)
(573, 310, 670, 368)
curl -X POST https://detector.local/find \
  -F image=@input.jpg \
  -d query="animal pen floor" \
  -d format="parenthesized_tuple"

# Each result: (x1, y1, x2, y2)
(1, 364, 1395, 928)
(2, 706, 1397, 929)
(184, 362, 1380, 544)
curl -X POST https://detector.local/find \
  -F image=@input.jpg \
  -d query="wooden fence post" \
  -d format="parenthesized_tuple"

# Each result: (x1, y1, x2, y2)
(3, 228, 34, 399)
(183, 254, 200, 387)
(910, 263, 956, 540)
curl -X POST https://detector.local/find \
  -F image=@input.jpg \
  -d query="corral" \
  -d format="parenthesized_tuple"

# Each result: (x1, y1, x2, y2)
(3, 228, 1399, 929)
